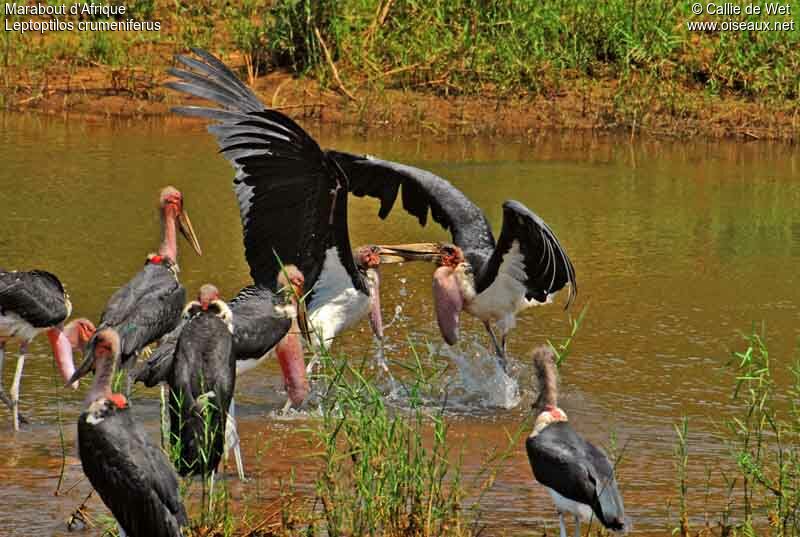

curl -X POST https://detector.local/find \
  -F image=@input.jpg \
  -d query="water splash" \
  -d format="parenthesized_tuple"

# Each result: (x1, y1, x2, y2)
(439, 339, 521, 410)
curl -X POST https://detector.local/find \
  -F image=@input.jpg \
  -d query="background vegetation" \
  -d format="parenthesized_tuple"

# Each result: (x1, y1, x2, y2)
(2, 1, 799, 137)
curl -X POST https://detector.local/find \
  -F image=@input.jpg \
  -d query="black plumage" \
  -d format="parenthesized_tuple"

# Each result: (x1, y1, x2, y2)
(168, 49, 365, 305)
(526, 421, 627, 531)
(134, 285, 290, 387)
(78, 398, 188, 537)
(525, 347, 627, 535)
(330, 152, 576, 305)
(0, 270, 70, 329)
(167, 302, 235, 477)
(90, 259, 186, 366)
(228, 285, 292, 359)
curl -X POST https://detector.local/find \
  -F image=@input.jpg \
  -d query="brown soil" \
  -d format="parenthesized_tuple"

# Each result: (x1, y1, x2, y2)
(4, 54, 800, 142)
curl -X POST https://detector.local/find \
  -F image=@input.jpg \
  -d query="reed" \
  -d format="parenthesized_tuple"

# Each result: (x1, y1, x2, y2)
(673, 327, 800, 537)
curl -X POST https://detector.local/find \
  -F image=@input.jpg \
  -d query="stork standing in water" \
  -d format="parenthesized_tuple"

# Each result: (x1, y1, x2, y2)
(166, 50, 410, 355)
(0, 269, 95, 429)
(79, 186, 202, 385)
(157, 284, 236, 478)
(135, 266, 310, 479)
(525, 347, 628, 537)
(69, 328, 188, 537)
(334, 154, 577, 371)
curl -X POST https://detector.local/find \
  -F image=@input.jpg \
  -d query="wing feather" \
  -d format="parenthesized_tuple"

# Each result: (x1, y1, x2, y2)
(478, 201, 576, 306)
(0, 270, 69, 328)
(168, 51, 360, 293)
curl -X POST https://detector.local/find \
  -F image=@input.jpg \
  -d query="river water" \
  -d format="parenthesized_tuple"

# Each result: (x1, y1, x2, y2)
(1, 112, 799, 536)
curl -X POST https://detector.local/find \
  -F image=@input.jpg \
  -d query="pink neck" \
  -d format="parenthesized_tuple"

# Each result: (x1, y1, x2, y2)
(158, 206, 178, 262)
(86, 357, 115, 405)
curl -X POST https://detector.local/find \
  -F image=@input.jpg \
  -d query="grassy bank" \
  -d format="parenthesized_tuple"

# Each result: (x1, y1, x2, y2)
(2, 1, 800, 140)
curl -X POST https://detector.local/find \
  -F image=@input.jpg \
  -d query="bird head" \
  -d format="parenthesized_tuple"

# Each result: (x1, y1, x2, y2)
(198, 283, 220, 310)
(159, 186, 202, 256)
(64, 318, 96, 352)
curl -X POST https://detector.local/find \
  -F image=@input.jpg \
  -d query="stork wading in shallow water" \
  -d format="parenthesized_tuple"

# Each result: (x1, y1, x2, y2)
(135, 267, 310, 479)
(333, 155, 577, 372)
(166, 49, 409, 356)
(148, 284, 236, 478)
(69, 329, 188, 537)
(525, 347, 628, 537)
(78, 186, 202, 388)
(0, 269, 95, 430)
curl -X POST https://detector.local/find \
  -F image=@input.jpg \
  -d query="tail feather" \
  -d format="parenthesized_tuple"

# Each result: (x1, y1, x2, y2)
(596, 476, 629, 532)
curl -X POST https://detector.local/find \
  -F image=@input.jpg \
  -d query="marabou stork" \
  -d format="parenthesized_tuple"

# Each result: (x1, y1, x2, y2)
(333, 154, 577, 371)
(0, 269, 95, 430)
(157, 284, 236, 477)
(69, 328, 188, 537)
(80, 186, 202, 381)
(525, 347, 628, 537)
(166, 49, 405, 352)
(135, 267, 309, 479)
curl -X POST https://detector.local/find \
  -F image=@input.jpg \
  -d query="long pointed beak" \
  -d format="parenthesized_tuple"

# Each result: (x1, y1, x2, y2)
(178, 209, 202, 256)
(377, 243, 443, 264)
(66, 351, 96, 388)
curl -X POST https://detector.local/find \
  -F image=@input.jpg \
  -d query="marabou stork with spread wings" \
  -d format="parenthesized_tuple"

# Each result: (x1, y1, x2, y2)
(0, 269, 95, 430)
(69, 328, 188, 537)
(525, 347, 628, 537)
(166, 49, 403, 351)
(79, 187, 202, 383)
(330, 152, 577, 370)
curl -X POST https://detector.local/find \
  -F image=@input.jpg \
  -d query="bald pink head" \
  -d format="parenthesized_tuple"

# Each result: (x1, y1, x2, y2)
(159, 186, 184, 211)
(64, 318, 96, 352)
(198, 284, 220, 310)
(356, 245, 382, 269)
(278, 265, 305, 297)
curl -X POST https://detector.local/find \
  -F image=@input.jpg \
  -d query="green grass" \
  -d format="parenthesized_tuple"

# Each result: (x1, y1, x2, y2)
(674, 327, 800, 537)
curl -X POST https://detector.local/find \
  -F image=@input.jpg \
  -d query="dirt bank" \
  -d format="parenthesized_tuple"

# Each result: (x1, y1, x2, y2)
(4, 53, 799, 142)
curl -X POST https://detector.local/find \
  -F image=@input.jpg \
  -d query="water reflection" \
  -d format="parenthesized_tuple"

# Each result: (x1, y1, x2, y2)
(0, 112, 798, 536)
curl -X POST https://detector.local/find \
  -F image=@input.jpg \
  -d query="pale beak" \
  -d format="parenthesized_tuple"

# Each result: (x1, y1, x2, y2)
(66, 349, 96, 388)
(376, 243, 443, 264)
(178, 209, 202, 256)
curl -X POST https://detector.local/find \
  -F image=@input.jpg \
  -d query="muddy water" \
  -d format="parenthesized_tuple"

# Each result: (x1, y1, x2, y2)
(1, 112, 799, 536)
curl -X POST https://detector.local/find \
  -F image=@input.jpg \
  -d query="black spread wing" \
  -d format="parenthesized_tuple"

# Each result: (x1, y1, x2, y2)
(78, 404, 187, 537)
(97, 264, 186, 361)
(168, 49, 362, 293)
(525, 421, 625, 530)
(478, 201, 576, 306)
(229, 285, 291, 359)
(328, 151, 495, 260)
(0, 270, 69, 328)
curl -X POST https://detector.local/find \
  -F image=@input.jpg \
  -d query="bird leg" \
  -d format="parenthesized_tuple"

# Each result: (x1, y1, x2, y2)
(224, 398, 245, 481)
(0, 344, 30, 426)
(482, 321, 508, 373)
(0, 342, 13, 410)
(159, 384, 169, 450)
(558, 513, 568, 537)
(574, 514, 581, 537)
(10, 342, 28, 431)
